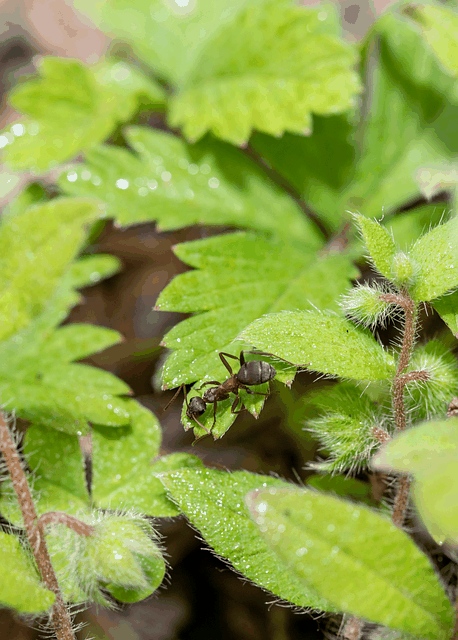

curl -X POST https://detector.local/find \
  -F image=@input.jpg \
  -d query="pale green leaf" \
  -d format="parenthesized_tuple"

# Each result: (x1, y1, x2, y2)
(60, 126, 318, 242)
(373, 418, 458, 544)
(247, 487, 454, 638)
(239, 310, 395, 381)
(0, 532, 55, 613)
(78, 0, 266, 84)
(402, 4, 458, 79)
(408, 216, 458, 301)
(384, 204, 447, 252)
(0, 197, 101, 342)
(251, 13, 458, 229)
(160, 468, 335, 611)
(353, 214, 395, 278)
(432, 290, 458, 336)
(2, 57, 164, 171)
(92, 400, 203, 515)
(169, 1, 361, 144)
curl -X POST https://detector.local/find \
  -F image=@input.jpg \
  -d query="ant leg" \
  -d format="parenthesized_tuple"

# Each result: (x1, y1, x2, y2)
(211, 401, 218, 432)
(191, 416, 211, 435)
(230, 394, 246, 415)
(163, 384, 186, 411)
(195, 380, 221, 391)
(242, 351, 310, 369)
(242, 387, 268, 397)
(219, 352, 238, 375)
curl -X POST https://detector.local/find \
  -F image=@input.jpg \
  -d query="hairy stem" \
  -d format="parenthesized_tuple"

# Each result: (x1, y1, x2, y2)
(381, 291, 418, 527)
(0, 412, 75, 640)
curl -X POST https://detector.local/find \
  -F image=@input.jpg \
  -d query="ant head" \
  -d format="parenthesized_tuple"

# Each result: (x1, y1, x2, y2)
(187, 396, 206, 418)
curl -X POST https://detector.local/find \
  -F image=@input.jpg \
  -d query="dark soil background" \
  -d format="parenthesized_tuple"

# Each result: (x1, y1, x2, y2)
(0, 2, 437, 639)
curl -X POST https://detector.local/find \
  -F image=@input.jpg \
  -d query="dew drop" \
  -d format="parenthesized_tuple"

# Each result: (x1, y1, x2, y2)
(116, 178, 129, 189)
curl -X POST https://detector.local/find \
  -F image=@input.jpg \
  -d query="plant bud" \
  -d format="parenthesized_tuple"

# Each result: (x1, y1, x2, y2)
(46, 510, 166, 606)
(391, 251, 415, 285)
(406, 340, 458, 421)
(340, 284, 393, 328)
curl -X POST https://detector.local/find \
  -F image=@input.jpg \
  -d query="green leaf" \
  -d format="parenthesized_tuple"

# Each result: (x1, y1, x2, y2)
(239, 310, 395, 381)
(251, 114, 357, 230)
(0, 197, 100, 343)
(92, 400, 203, 515)
(305, 382, 383, 473)
(432, 290, 458, 336)
(0, 532, 55, 613)
(408, 216, 458, 301)
(251, 14, 458, 229)
(158, 232, 357, 437)
(79, 0, 263, 84)
(1, 57, 164, 171)
(24, 423, 89, 502)
(353, 214, 395, 278)
(67, 254, 122, 288)
(373, 418, 458, 544)
(60, 126, 318, 242)
(159, 235, 356, 385)
(247, 487, 454, 639)
(160, 468, 335, 611)
(168, 1, 361, 144)
(402, 4, 458, 80)
(306, 474, 376, 506)
(1, 363, 131, 435)
(383, 204, 447, 252)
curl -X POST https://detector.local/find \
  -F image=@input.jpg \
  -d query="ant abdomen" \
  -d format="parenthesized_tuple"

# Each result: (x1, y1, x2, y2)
(237, 360, 276, 386)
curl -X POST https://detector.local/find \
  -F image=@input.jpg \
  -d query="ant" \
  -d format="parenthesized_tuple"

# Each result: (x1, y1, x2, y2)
(164, 351, 277, 435)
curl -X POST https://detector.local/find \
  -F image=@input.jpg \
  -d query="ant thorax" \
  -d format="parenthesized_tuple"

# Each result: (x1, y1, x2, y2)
(202, 386, 224, 403)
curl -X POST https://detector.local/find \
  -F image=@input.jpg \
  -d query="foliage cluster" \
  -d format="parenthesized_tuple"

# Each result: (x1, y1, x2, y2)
(1, 1, 458, 639)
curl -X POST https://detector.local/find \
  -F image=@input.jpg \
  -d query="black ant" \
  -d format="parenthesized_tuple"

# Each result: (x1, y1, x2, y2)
(164, 351, 276, 435)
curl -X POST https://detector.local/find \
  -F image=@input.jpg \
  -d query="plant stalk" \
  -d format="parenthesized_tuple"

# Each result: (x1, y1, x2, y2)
(0, 412, 75, 640)
(380, 291, 418, 528)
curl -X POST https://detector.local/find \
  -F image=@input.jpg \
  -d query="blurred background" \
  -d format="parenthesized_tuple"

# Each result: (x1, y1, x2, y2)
(0, 0, 397, 639)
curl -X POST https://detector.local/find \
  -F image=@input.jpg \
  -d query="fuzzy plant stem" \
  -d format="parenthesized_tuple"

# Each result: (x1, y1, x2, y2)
(379, 291, 421, 528)
(0, 412, 75, 640)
